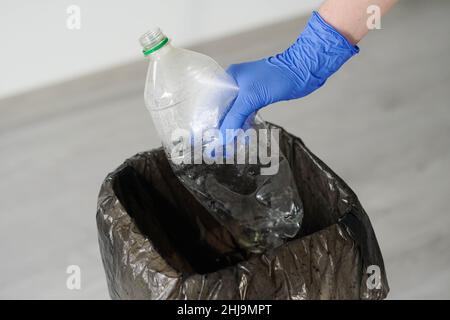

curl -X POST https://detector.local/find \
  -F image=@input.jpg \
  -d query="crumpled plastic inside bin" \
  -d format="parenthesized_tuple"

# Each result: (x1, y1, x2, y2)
(96, 123, 389, 299)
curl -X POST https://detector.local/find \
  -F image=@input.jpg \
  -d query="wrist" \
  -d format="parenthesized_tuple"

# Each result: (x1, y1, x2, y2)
(269, 11, 359, 98)
(311, 11, 360, 54)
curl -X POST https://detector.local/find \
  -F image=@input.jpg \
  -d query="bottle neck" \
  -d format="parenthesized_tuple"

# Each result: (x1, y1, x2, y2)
(145, 42, 172, 60)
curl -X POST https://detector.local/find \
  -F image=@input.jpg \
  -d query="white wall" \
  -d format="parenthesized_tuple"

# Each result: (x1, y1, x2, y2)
(0, 0, 319, 99)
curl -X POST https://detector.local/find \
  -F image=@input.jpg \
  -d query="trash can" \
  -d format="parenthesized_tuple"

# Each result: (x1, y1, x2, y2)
(96, 123, 389, 299)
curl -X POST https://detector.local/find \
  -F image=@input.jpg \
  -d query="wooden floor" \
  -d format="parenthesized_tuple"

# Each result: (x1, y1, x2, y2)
(1, 0, 449, 299)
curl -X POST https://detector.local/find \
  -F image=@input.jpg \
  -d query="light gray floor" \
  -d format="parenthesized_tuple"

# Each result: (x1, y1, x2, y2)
(1, 0, 449, 299)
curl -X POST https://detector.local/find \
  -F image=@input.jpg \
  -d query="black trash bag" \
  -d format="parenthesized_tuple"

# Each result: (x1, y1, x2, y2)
(96, 123, 389, 299)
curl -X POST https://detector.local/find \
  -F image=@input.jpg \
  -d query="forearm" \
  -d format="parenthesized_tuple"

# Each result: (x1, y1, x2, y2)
(221, 1, 399, 131)
(319, 0, 397, 45)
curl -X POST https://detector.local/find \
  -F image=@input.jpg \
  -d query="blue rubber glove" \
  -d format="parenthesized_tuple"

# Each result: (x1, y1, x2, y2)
(220, 11, 359, 133)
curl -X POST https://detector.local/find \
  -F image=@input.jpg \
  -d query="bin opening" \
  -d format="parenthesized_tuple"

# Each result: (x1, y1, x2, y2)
(112, 128, 347, 275)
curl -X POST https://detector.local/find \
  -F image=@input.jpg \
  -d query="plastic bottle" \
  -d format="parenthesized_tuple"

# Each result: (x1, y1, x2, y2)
(139, 28, 303, 253)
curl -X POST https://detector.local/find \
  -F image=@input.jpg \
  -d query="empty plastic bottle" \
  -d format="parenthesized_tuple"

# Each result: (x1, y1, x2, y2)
(139, 27, 303, 253)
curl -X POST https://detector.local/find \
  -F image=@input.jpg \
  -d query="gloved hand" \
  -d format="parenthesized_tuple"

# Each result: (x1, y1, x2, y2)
(220, 11, 359, 134)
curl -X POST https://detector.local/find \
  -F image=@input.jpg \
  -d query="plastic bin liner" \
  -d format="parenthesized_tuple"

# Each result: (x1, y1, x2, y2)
(96, 123, 389, 299)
